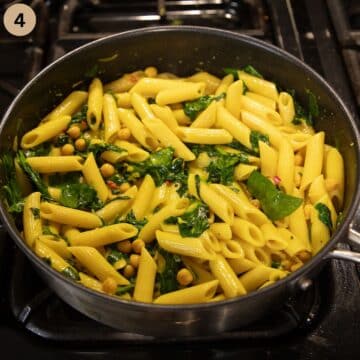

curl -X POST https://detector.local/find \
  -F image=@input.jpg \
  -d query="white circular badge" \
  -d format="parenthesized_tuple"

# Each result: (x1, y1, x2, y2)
(3, 3, 37, 37)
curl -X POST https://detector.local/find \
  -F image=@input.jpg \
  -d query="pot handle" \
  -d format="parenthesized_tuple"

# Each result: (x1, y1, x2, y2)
(326, 216, 360, 263)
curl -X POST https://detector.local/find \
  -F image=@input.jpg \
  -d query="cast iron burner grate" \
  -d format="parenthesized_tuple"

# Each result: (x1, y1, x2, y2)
(8, 241, 327, 344)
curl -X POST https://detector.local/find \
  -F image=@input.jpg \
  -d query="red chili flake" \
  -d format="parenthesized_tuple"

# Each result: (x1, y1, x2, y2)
(165, 180, 173, 186)
(80, 120, 88, 130)
(106, 180, 117, 189)
(273, 176, 281, 185)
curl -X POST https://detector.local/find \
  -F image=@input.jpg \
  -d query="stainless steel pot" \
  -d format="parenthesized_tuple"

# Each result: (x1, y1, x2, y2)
(1, 26, 360, 337)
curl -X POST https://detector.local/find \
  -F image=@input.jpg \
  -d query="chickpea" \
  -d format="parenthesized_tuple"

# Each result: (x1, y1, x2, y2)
(75, 138, 86, 151)
(100, 163, 115, 178)
(116, 240, 132, 254)
(119, 182, 130, 193)
(129, 254, 140, 268)
(144, 66, 158, 78)
(102, 277, 117, 294)
(132, 238, 145, 254)
(176, 268, 193, 286)
(123, 264, 135, 278)
(67, 125, 81, 139)
(117, 128, 131, 140)
(61, 143, 74, 155)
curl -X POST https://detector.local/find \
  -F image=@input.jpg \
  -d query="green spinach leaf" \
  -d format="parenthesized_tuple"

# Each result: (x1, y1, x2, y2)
(183, 93, 225, 121)
(1, 154, 24, 213)
(17, 150, 51, 200)
(247, 171, 303, 221)
(59, 183, 102, 210)
(315, 202, 333, 231)
(157, 248, 182, 294)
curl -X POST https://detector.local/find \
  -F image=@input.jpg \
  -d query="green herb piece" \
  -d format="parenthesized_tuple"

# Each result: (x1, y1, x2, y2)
(223, 67, 239, 80)
(189, 144, 249, 185)
(54, 133, 70, 147)
(178, 201, 209, 237)
(289, 89, 319, 127)
(157, 248, 182, 294)
(271, 260, 282, 269)
(17, 150, 51, 200)
(116, 283, 135, 296)
(125, 147, 188, 195)
(247, 171, 303, 221)
(119, 209, 147, 232)
(24, 142, 51, 157)
(59, 183, 102, 210)
(106, 249, 126, 265)
(207, 150, 249, 185)
(30, 207, 40, 219)
(183, 93, 225, 121)
(85, 64, 99, 78)
(315, 203, 333, 231)
(86, 142, 125, 158)
(62, 266, 80, 281)
(250, 130, 270, 155)
(1, 154, 24, 213)
(242, 65, 264, 79)
(70, 104, 88, 125)
(48, 172, 82, 187)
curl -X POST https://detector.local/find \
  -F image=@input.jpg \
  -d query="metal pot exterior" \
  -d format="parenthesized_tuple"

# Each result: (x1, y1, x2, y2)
(1, 26, 359, 337)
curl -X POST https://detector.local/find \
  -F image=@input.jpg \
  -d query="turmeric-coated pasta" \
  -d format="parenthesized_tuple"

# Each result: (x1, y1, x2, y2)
(3, 64, 344, 305)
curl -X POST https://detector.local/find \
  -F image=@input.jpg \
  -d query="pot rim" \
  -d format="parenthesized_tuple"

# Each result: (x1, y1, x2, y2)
(1, 25, 359, 312)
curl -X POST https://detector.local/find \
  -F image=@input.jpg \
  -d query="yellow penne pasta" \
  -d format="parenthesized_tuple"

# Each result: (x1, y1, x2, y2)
(199, 182, 234, 225)
(186, 71, 221, 95)
(82, 152, 109, 203)
(216, 104, 252, 149)
(245, 92, 276, 110)
(79, 272, 104, 293)
(130, 174, 156, 220)
(225, 79, 243, 119)
(153, 280, 219, 304)
(190, 100, 217, 128)
(259, 141, 278, 177)
(231, 217, 265, 247)
(209, 223, 232, 242)
(215, 74, 234, 96)
(103, 93, 121, 143)
(300, 131, 325, 190)
(139, 199, 188, 243)
(149, 103, 178, 133)
(21, 115, 71, 149)
(278, 92, 295, 123)
(43, 91, 88, 122)
(25, 156, 83, 173)
(133, 247, 157, 303)
(241, 95, 283, 126)
(87, 78, 103, 131)
(176, 127, 233, 144)
(40, 202, 102, 229)
(118, 108, 159, 150)
(70, 223, 137, 247)
(156, 230, 216, 260)
(209, 254, 246, 298)
(238, 71, 279, 100)
(68, 246, 129, 285)
(23, 192, 42, 248)
(96, 186, 137, 223)
(141, 116, 195, 161)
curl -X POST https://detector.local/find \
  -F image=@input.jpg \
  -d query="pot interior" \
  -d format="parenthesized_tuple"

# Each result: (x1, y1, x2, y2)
(0, 25, 358, 283)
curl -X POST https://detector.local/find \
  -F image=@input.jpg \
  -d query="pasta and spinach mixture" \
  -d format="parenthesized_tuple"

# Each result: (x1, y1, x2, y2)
(2, 65, 344, 304)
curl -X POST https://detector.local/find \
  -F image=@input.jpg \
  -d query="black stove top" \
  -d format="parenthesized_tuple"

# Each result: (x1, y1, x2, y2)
(1, 0, 360, 358)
